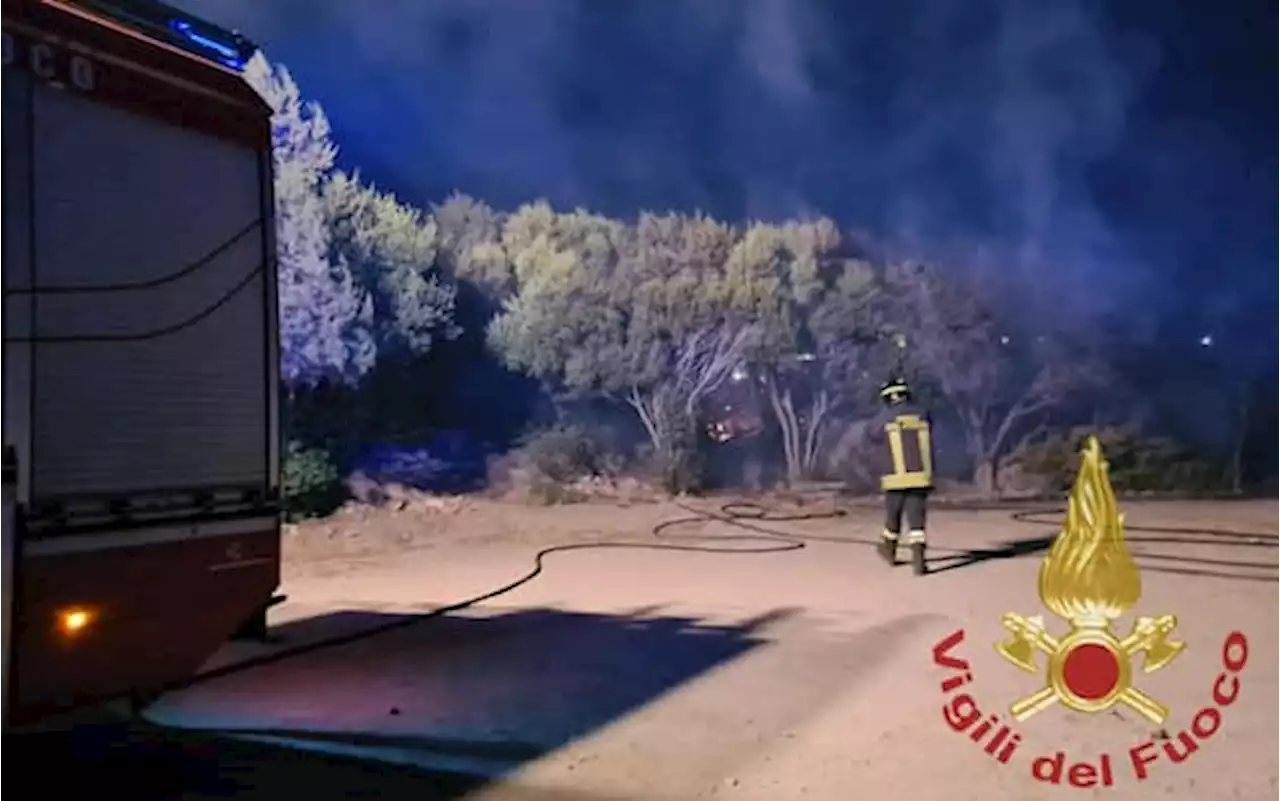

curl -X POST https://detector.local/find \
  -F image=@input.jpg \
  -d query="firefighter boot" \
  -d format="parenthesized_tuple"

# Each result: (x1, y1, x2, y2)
(905, 530, 927, 576)
(877, 531, 899, 566)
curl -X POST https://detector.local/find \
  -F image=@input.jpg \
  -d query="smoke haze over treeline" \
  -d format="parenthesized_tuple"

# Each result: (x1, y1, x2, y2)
(178, 0, 1275, 361)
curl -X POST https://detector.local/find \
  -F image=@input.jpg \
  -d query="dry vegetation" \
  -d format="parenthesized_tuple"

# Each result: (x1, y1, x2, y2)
(283, 483, 677, 566)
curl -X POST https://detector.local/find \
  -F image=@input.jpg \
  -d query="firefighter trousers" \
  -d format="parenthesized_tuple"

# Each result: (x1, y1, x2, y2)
(883, 488, 929, 542)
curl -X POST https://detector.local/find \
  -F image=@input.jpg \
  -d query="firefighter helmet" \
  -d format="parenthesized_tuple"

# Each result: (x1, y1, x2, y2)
(879, 377, 911, 404)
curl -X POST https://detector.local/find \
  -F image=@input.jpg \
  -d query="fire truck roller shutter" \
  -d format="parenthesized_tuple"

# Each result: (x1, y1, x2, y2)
(26, 81, 267, 500)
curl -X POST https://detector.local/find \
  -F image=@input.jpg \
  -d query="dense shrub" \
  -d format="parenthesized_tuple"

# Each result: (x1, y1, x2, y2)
(1011, 426, 1227, 494)
(517, 423, 608, 483)
(486, 423, 613, 504)
(647, 442, 707, 496)
(282, 440, 346, 519)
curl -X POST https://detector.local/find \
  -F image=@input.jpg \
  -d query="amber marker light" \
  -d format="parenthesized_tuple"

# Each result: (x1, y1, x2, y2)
(57, 607, 95, 636)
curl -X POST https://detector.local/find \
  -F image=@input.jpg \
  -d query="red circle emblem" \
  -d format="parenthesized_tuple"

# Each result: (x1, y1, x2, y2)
(1061, 642, 1120, 700)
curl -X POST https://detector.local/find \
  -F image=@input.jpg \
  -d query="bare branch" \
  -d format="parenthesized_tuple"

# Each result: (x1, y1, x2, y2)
(802, 390, 834, 473)
(674, 322, 759, 416)
(626, 385, 663, 449)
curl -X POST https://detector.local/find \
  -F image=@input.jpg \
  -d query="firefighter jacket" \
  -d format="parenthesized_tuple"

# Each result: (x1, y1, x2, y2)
(872, 401, 935, 491)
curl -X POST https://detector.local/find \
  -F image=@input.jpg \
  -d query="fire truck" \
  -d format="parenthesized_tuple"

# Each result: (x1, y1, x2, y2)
(2, 0, 280, 727)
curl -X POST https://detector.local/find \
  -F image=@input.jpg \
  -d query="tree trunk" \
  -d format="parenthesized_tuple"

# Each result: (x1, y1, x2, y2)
(624, 387, 706, 493)
(800, 392, 833, 477)
(625, 387, 668, 458)
(973, 456, 998, 495)
(961, 414, 985, 491)
(765, 377, 801, 485)
(766, 375, 842, 486)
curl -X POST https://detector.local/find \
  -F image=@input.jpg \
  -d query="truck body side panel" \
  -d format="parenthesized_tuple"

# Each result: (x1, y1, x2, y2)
(12, 520, 279, 721)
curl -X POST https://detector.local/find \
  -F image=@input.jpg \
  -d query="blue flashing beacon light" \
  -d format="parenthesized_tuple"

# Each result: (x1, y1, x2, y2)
(59, 0, 256, 71)
(168, 18, 248, 70)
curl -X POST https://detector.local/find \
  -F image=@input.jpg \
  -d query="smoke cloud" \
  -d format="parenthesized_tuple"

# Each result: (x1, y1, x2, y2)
(177, 0, 1275, 360)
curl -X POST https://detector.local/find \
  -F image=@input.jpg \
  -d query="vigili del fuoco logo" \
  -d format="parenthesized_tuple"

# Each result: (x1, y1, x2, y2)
(928, 436, 1250, 789)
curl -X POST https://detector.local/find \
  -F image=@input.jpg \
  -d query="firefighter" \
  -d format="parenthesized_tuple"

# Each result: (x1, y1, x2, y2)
(872, 376, 935, 575)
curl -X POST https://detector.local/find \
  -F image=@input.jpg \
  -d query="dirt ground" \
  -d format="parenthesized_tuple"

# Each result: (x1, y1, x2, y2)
(279, 492, 692, 574)
(154, 494, 1277, 801)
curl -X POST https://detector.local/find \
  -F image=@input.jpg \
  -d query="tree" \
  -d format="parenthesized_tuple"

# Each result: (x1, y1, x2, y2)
(244, 53, 374, 387)
(488, 205, 758, 489)
(720, 220, 888, 483)
(432, 192, 511, 297)
(884, 262, 1100, 492)
(487, 203, 631, 400)
(323, 171, 458, 357)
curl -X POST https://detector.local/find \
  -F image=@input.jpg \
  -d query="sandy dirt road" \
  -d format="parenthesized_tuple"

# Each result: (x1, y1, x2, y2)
(141, 497, 1276, 801)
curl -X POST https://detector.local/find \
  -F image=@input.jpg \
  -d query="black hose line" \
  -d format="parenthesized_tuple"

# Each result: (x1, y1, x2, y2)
(153, 495, 1275, 705)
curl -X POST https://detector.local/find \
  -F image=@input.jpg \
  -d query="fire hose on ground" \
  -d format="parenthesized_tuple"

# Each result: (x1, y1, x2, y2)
(150, 495, 1276, 705)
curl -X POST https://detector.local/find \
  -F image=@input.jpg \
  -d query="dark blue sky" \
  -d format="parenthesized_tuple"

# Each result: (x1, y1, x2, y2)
(179, 0, 1275, 366)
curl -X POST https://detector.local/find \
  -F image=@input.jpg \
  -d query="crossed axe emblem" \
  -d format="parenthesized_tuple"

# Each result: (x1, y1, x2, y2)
(997, 612, 1185, 724)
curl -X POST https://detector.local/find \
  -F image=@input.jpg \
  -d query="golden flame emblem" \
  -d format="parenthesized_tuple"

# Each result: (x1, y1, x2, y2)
(995, 436, 1186, 724)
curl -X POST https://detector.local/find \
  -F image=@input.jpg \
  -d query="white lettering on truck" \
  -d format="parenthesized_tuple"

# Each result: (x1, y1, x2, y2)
(1, 31, 96, 92)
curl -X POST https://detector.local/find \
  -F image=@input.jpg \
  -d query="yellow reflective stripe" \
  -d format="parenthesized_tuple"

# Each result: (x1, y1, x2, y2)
(886, 424, 906, 475)
(881, 472, 932, 490)
(918, 425, 933, 477)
